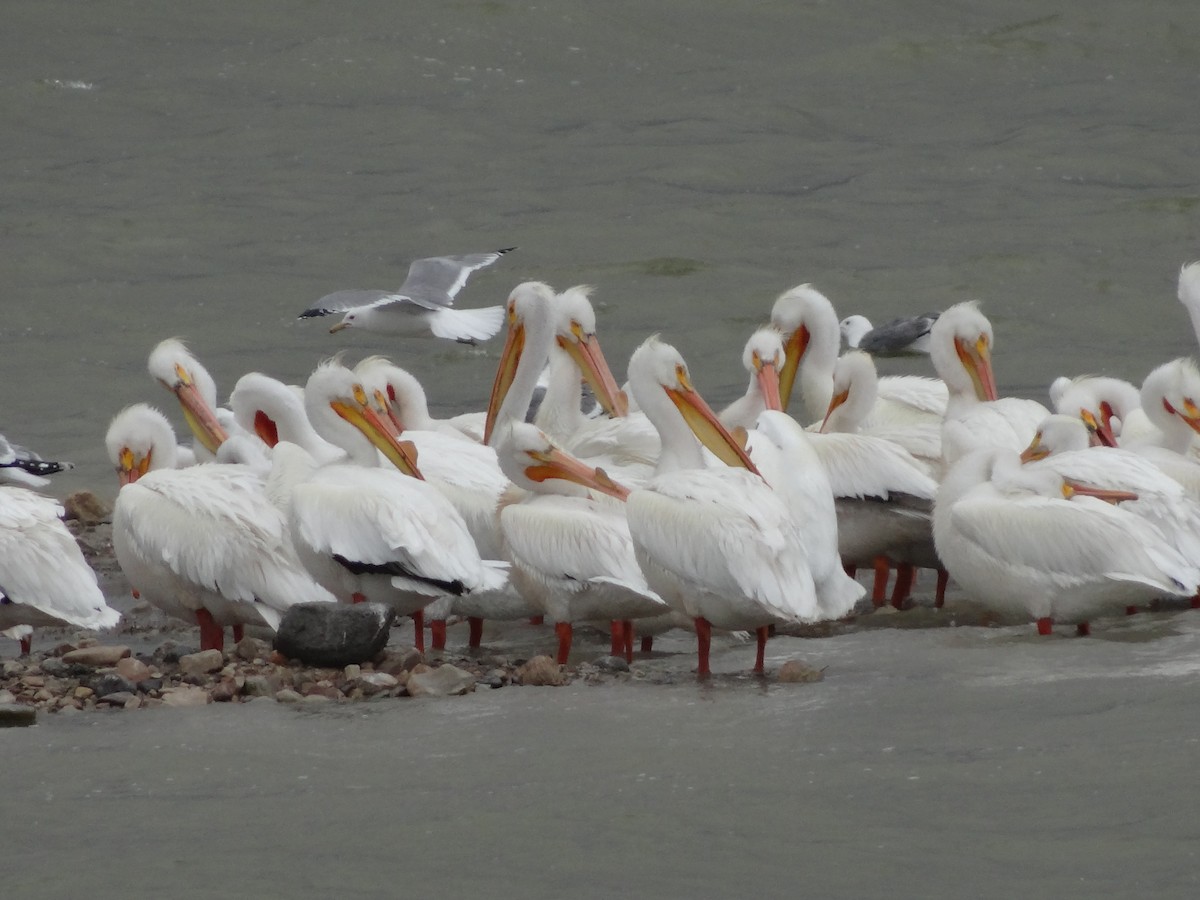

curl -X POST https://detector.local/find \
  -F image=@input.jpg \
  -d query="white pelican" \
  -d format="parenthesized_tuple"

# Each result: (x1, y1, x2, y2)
(929, 301, 1049, 465)
(266, 361, 508, 652)
(1, 486, 118, 656)
(1048, 374, 1151, 448)
(839, 311, 939, 356)
(934, 446, 1200, 634)
(1176, 259, 1200, 350)
(1020, 415, 1200, 593)
(718, 327, 785, 432)
(624, 336, 847, 677)
(352, 357, 481, 443)
(107, 404, 336, 651)
(355, 355, 533, 648)
(493, 420, 672, 663)
(298, 248, 514, 344)
(147, 338, 235, 463)
(0, 433, 72, 488)
(771, 284, 946, 427)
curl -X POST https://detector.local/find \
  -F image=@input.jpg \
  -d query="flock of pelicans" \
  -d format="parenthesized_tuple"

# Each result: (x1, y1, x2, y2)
(6, 251, 1200, 678)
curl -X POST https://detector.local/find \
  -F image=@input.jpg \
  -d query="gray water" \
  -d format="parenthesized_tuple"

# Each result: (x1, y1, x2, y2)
(4, 2, 1200, 896)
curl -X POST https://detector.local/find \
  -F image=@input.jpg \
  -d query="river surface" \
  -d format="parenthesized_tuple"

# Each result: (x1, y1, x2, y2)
(4, 1, 1200, 897)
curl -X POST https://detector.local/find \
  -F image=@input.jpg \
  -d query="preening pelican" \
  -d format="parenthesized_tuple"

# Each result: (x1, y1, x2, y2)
(147, 338, 235, 462)
(718, 327, 785, 432)
(297, 248, 514, 344)
(1048, 374, 1150, 448)
(494, 420, 670, 663)
(1, 486, 118, 656)
(107, 404, 336, 651)
(1176, 259, 1200, 350)
(934, 446, 1200, 633)
(624, 336, 848, 677)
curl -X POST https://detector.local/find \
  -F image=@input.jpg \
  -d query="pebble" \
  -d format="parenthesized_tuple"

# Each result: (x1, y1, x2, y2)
(241, 676, 276, 698)
(357, 672, 398, 695)
(274, 689, 303, 704)
(777, 660, 825, 683)
(116, 657, 151, 683)
(515, 656, 568, 687)
(62, 645, 131, 667)
(160, 685, 211, 707)
(0, 689, 15, 704)
(88, 673, 138, 698)
(178, 649, 225, 677)
(406, 663, 476, 697)
(98, 691, 136, 706)
(595, 655, 631, 673)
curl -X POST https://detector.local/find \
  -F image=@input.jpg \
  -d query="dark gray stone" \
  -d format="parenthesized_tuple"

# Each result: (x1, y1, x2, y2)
(88, 673, 138, 698)
(273, 602, 396, 669)
(97, 691, 137, 706)
(595, 655, 630, 673)
(0, 704, 36, 727)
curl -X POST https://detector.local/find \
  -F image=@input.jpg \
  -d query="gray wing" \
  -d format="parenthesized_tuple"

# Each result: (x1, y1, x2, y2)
(859, 314, 939, 354)
(298, 289, 408, 319)
(399, 247, 516, 309)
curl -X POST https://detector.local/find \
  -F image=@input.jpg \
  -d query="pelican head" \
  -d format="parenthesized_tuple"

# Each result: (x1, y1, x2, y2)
(929, 301, 998, 403)
(770, 283, 838, 413)
(484, 281, 557, 445)
(147, 338, 229, 454)
(554, 285, 629, 418)
(106, 404, 178, 486)
(495, 421, 631, 501)
(741, 327, 785, 413)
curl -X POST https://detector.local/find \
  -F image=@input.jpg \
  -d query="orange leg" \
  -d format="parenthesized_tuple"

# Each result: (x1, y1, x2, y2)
(753, 626, 769, 675)
(935, 570, 949, 608)
(1036, 617, 1054, 636)
(623, 620, 634, 663)
(640, 635, 654, 653)
(411, 609, 425, 654)
(871, 557, 891, 606)
(196, 609, 225, 652)
(555, 621, 573, 665)
(468, 616, 484, 648)
(430, 619, 447, 650)
(890, 564, 916, 609)
(695, 617, 712, 678)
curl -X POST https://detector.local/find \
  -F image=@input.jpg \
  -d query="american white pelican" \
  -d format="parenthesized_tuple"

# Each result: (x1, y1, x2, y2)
(1176, 259, 1200, 349)
(147, 338, 234, 463)
(1020, 415, 1200, 584)
(493, 420, 671, 663)
(623, 336, 844, 677)
(230, 372, 346, 465)
(533, 285, 659, 468)
(352, 357, 480, 443)
(771, 284, 946, 427)
(355, 355, 534, 648)
(0, 433, 72, 488)
(298, 248, 514, 344)
(718, 327, 785, 432)
(266, 361, 508, 652)
(934, 446, 1200, 634)
(1048, 374, 1151, 448)
(1, 486, 118, 656)
(929, 301, 1049, 465)
(840, 312, 939, 356)
(106, 404, 336, 651)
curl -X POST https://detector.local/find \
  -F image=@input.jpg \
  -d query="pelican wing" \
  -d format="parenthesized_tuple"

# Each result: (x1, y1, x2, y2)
(807, 432, 938, 501)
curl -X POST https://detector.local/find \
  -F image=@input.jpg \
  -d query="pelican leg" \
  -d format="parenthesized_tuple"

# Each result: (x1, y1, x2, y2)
(753, 626, 769, 675)
(890, 564, 916, 609)
(934, 570, 949, 608)
(694, 617, 712, 678)
(1192, 591, 1200, 609)
(232, 625, 245, 643)
(196, 609, 224, 652)
(1036, 617, 1054, 636)
(411, 610, 425, 654)
(1076, 622, 1091, 637)
(350, 592, 366, 604)
(555, 621, 573, 665)
(623, 620, 634, 663)
(430, 619, 448, 650)
(528, 615, 545, 625)
(609, 621, 624, 658)
(19, 634, 32, 656)
(843, 562, 857, 579)
(1125, 605, 1139, 616)
(871, 557, 891, 606)
(467, 616, 484, 648)
(640, 635, 654, 654)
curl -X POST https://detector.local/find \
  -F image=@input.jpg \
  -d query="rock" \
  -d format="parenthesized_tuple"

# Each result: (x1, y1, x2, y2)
(160, 686, 211, 707)
(515, 655, 567, 686)
(274, 689, 304, 704)
(480, 673, 505, 690)
(87, 673, 138, 698)
(178, 649, 225, 677)
(241, 676, 276, 698)
(97, 691, 136, 706)
(377, 647, 424, 676)
(62, 645, 131, 667)
(777, 660, 825, 684)
(235, 637, 271, 661)
(62, 490, 111, 524)
(0, 689, 15, 704)
(116, 657, 151, 683)
(406, 663, 477, 697)
(343, 664, 361, 680)
(210, 680, 239, 703)
(595, 655, 630, 673)
(74, 686, 94, 700)
(273, 602, 395, 669)
(137, 678, 163, 694)
(357, 672, 398, 696)
(62, 648, 131, 672)
(0, 704, 37, 727)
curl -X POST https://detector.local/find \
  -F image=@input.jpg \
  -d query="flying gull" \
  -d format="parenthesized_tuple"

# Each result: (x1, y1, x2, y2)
(299, 248, 516, 344)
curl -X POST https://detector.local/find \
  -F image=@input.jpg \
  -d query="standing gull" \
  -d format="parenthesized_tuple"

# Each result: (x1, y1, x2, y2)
(299, 248, 516, 344)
